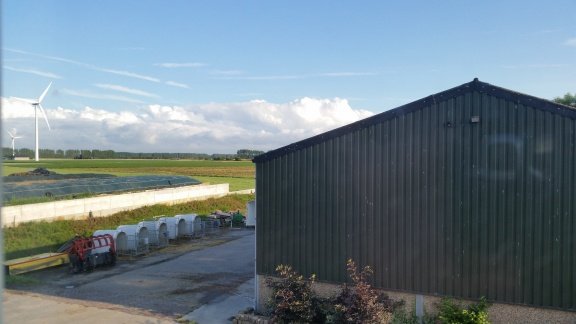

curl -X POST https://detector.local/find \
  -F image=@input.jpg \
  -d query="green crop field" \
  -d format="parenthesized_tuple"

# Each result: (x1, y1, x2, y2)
(2, 159, 255, 191)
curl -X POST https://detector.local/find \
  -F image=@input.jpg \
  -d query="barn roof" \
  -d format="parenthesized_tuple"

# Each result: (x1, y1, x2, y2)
(253, 78, 576, 163)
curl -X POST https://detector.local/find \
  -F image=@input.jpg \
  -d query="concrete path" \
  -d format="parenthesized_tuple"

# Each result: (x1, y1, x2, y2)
(183, 277, 255, 323)
(4, 229, 256, 324)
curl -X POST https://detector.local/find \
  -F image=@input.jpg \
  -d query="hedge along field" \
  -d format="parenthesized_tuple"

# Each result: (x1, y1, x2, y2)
(2, 159, 255, 191)
(4, 193, 255, 260)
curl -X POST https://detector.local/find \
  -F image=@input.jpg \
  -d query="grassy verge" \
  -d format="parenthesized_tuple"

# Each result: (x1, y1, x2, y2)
(194, 176, 254, 191)
(4, 193, 255, 260)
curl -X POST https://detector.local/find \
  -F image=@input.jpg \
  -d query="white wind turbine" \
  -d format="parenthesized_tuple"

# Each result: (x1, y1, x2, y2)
(6, 129, 23, 158)
(11, 82, 52, 161)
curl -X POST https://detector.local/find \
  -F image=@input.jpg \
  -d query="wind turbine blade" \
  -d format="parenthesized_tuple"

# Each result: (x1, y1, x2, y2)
(7, 130, 14, 138)
(15, 136, 23, 139)
(38, 104, 51, 130)
(11, 96, 37, 104)
(38, 82, 52, 103)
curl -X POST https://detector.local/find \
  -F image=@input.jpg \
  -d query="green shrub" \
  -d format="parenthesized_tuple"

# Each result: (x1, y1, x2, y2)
(391, 308, 437, 324)
(437, 297, 490, 324)
(265, 260, 404, 323)
(266, 265, 318, 323)
(232, 212, 245, 227)
(391, 308, 419, 324)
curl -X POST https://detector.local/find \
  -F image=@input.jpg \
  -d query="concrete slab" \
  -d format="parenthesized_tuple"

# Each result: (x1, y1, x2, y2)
(182, 277, 255, 323)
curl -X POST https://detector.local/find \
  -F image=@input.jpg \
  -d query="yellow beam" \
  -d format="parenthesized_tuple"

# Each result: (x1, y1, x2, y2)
(4, 253, 69, 275)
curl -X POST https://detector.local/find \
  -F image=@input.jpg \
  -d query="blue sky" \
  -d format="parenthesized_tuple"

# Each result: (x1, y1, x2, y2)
(2, 1, 575, 153)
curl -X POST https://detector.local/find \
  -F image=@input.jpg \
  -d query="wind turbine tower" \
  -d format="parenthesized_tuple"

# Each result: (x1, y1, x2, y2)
(11, 82, 52, 161)
(6, 129, 22, 159)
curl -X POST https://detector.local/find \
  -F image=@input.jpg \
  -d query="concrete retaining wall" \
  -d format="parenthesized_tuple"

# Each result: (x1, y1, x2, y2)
(231, 189, 256, 195)
(2, 184, 230, 228)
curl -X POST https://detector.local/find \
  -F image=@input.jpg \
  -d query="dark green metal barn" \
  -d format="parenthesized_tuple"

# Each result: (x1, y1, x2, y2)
(253, 79, 576, 311)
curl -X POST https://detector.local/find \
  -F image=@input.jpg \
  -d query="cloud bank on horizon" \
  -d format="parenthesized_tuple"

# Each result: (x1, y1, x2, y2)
(2, 96, 374, 154)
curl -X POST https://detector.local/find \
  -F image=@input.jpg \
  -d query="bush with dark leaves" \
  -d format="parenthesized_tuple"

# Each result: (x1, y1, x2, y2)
(331, 259, 400, 323)
(266, 264, 318, 323)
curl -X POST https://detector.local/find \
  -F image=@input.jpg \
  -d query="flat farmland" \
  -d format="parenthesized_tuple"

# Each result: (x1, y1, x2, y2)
(2, 159, 255, 191)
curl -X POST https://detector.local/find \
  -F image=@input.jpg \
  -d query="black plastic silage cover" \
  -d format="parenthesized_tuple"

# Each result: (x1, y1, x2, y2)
(2, 175, 201, 202)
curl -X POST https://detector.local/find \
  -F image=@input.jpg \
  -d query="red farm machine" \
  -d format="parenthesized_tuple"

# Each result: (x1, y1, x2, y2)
(65, 234, 117, 273)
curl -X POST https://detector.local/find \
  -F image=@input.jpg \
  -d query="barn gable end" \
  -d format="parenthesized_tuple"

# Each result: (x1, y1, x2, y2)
(254, 79, 576, 312)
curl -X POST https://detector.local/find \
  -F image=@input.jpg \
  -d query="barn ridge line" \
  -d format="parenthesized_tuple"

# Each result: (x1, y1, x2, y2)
(253, 78, 576, 163)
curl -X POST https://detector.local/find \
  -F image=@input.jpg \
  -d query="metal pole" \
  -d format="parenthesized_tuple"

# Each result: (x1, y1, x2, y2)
(35, 106, 39, 161)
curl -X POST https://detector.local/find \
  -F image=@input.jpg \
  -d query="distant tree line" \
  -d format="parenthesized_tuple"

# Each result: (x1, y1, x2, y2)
(236, 149, 265, 159)
(2, 148, 265, 160)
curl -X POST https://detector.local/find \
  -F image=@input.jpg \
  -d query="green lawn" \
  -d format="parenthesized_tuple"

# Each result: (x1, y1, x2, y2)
(194, 176, 255, 192)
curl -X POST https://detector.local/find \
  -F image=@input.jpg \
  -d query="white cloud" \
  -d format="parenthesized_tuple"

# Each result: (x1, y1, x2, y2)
(217, 74, 303, 81)
(4, 48, 82, 65)
(4, 66, 62, 79)
(6, 48, 160, 82)
(319, 72, 378, 77)
(97, 68, 160, 82)
(165, 81, 190, 89)
(155, 62, 206, 68)
(210, 70, 243, 75)
(501, 64, 567, 69)
(94, 84, 160, 98)
(2, 97, 36, 118)
(216, 72, 377, 80)
(564, 38, 576, 47)
(118, 47, 146, 51)
(2, 96, 374, 153)
(60, 88, 145, 104)
(533, 29, 561, 35)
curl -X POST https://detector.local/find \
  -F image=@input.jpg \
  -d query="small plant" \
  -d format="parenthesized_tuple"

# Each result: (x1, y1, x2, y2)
(437, 297, 490, 324)
(391, 308, 419, 324)
(391, 309, 437, 324)
(331, 259, 399, 323)
(266, 264, 318, 323)
(231, 211, 245, 227)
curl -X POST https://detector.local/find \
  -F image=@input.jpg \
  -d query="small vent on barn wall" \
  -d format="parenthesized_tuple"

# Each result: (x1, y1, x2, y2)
(470, 116, 480, 123)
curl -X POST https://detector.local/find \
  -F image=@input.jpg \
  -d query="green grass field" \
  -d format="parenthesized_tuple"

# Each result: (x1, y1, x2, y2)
(3, 159, 255, 191)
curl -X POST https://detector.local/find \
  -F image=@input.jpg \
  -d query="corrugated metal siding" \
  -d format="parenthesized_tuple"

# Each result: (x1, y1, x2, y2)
(256, 90, 576, 311)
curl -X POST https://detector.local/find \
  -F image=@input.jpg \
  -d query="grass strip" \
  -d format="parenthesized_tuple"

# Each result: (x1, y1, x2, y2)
(4, 193, 254, 260)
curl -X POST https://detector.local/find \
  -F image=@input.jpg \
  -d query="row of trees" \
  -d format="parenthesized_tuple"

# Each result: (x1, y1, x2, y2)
(2, 148, 265, 160)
